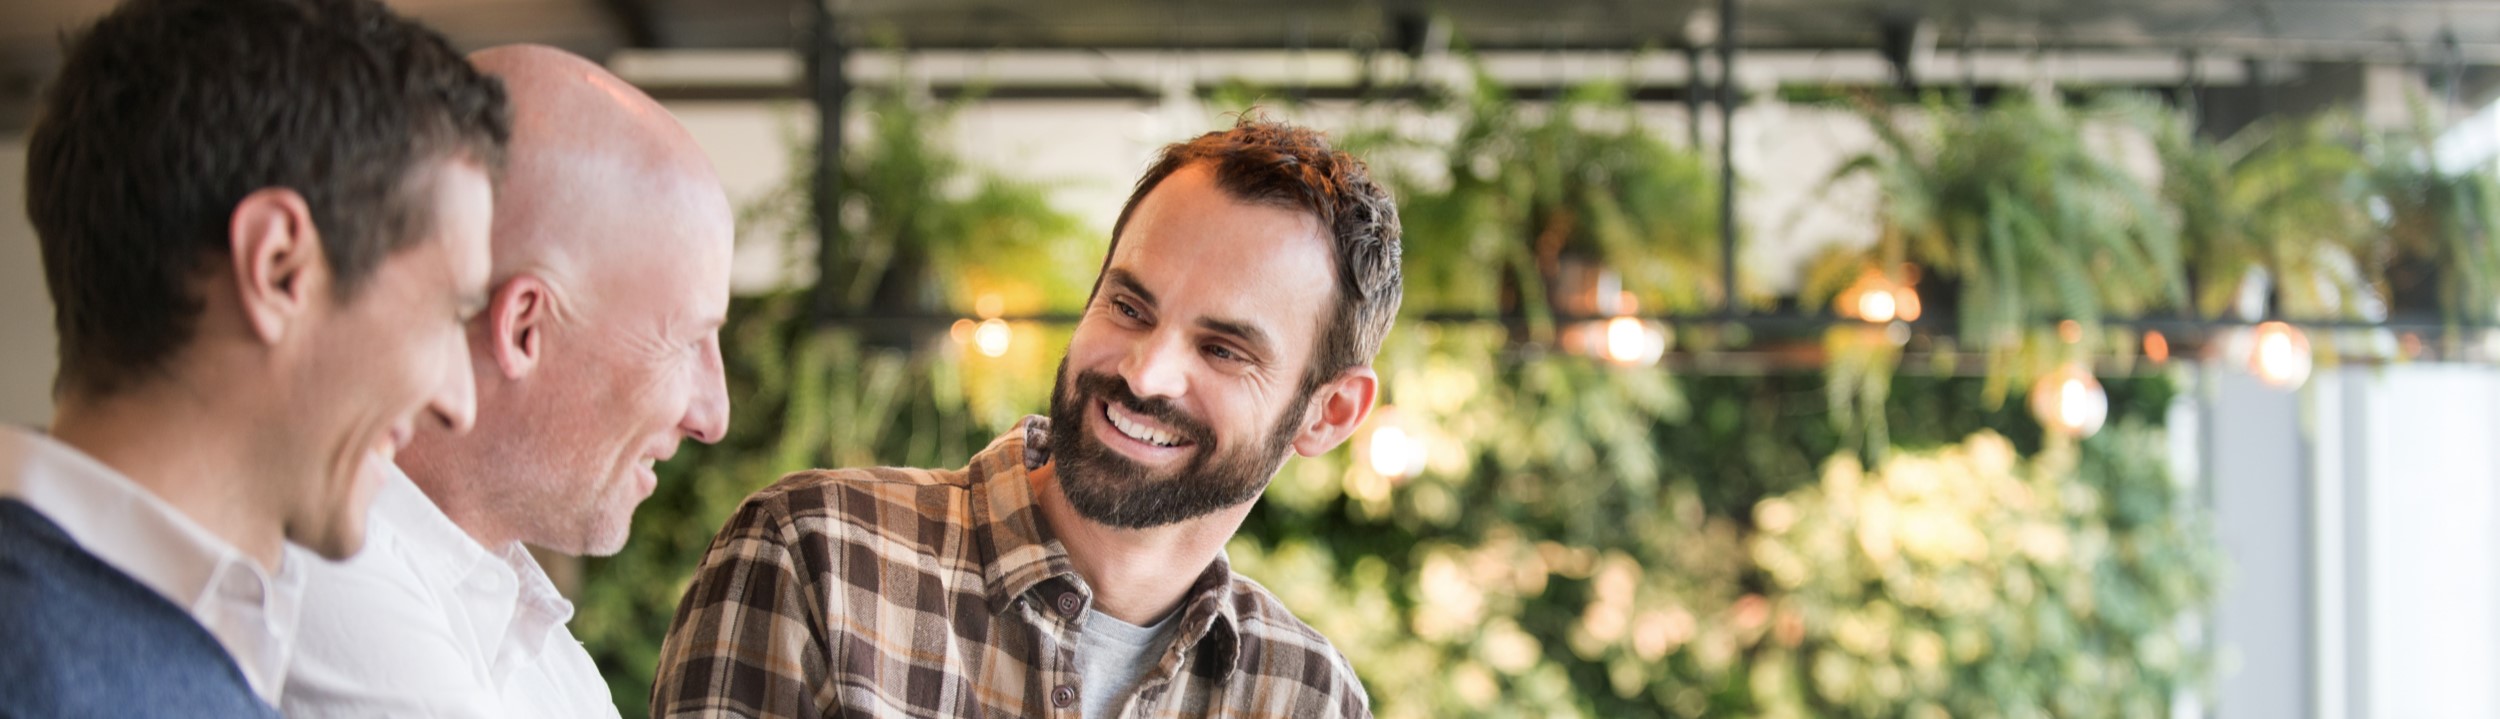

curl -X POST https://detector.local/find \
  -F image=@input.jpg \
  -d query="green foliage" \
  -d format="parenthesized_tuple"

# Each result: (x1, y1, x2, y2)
(1748, 425, 2215, 718)
(802, 69, 1096, 316)
(1828, 94, 2188, 402)
(1366, 65, 1734, 334)
(1234, 346, 2208, 718)
(2142, 106, 2374, 319)
(2366, 112, 2500, 326)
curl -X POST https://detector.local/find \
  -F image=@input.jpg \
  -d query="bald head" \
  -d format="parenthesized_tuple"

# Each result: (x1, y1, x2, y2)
(468, 44, 730, 287)
(402, 45, 732, 556)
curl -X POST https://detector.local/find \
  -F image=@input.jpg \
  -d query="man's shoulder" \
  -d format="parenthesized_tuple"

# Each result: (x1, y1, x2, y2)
(734, 463, 983, 531)
(1218, 571, 1373, 715)
(0, 502, 276, 717)
(0, 499, 191, 628)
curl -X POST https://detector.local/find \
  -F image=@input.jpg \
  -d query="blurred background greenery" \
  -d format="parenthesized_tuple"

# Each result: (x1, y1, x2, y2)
(558, 61, 2333, 717)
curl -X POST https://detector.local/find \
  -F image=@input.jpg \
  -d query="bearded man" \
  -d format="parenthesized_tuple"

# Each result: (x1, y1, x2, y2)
(652, 118, 1401, 718)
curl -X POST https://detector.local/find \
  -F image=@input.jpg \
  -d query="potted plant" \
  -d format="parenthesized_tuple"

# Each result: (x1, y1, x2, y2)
(1824, 92, 2187, 402)
(1370, 63, 1734, 342)
(2366, 111, 2500, 326)
(2145, 106, 2374, 321)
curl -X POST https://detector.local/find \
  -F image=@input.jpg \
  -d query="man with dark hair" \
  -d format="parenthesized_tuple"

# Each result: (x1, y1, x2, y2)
(653, 117, 1401, 718)
(0, 0, 508, 715)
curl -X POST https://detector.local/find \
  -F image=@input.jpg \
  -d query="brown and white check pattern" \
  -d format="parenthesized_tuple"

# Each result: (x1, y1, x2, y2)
(651, 416, 1372, 718)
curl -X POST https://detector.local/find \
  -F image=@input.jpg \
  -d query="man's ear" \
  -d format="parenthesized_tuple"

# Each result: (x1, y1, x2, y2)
(229, 188, 323, 346)
(1291, 365, 1379, 457)
(485, 273, 553, 380)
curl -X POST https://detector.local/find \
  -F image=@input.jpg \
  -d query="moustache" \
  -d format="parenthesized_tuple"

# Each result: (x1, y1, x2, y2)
(1072, 370, 1213, 448)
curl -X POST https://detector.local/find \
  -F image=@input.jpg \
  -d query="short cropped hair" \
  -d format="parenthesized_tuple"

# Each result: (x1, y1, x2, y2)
(26, 0, 510, 398)
(1108, 118, 1404, 392)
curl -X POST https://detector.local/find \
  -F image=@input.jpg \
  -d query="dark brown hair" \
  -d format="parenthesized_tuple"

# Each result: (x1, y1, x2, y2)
(1107, 117, 1404, 393)
(26, 0, 510, 398)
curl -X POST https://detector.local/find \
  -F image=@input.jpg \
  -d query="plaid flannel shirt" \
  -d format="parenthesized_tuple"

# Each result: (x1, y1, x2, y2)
(651, 416, 1371, 718)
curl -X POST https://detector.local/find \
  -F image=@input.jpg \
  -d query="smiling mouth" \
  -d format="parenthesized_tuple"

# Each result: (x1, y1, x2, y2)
(1103, 401, 1190, 448)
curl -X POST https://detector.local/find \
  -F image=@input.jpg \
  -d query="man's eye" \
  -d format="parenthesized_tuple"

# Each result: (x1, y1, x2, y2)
(1206, 345, 1237, 361)
(1113, 299, 1140, 319)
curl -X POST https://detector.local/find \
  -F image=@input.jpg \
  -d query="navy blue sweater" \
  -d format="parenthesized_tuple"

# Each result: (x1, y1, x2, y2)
(0, 499, 279, 718)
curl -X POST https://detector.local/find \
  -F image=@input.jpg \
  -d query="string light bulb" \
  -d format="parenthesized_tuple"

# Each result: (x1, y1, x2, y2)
(1600, 317, 1669, 366)
(973, 319, 1012, 357)
(1838, 268, 1920, 324)
(2249, 321, 2312, 389)
(2028, 362, 2108, 438)
(1361, 407, 1430, 479)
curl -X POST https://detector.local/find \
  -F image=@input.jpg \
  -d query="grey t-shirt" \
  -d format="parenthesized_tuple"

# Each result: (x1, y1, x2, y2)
(1077, 606, 1178, 718)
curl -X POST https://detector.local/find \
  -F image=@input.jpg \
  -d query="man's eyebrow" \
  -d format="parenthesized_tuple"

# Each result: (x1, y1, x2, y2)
(1103, 268, 1158, 309)
(1198, 316, 1275, 358)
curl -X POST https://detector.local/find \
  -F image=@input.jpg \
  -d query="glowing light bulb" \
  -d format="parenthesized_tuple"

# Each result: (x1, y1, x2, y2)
(2028, 363, 2108, 438)
(1857, 288, 1898, 323)
(1840, 270, 1917, 324)
(973, 319, 1012, 357)
(1369, 425, 1415, 477)
(1363, 408, 1431, 480)
(1601, 317, 1667, 366)
(2250, 321, 2312, 389)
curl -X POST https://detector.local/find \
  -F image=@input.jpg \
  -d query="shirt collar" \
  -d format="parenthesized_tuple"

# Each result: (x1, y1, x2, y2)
(972, 416, 1243, 671)
(367, 464, 576, 670)
(0, 426, 307, 705)
(973, 416, 1076, 614)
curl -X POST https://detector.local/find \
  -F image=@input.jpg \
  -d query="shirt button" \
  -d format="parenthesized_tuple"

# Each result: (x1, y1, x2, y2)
(1052, 683, 1077, 708)
(1054, 592, 1082, 617)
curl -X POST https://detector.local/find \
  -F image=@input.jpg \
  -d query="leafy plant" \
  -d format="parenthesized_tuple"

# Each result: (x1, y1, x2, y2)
(1745, 424, 2216, 718)
(1368, 64, 1736, 336)
(1826, 94, 2187, 402)
(2144, 106, 2374, 320)
(1234, 358, 2207, 718)
(2366, 111, 2500, 326)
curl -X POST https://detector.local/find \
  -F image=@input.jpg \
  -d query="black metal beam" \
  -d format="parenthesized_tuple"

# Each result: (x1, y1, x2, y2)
(1716, 0, 1739, 318)
(599, 0, 666, 49)
(805, 0, 847, 320)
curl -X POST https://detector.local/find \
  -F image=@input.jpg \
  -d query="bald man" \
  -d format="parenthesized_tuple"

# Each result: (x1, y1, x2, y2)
(284, 45, 733, 717)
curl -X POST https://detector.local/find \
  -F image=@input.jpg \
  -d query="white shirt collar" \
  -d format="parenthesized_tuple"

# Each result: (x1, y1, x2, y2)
(0, 426, 307, 705)
(368, 464, 577, 671)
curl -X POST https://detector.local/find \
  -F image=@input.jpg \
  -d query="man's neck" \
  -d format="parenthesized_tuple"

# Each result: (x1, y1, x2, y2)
(394, 445, 517, 552)
(1030, 464, 1252, 626)
(47, 388, 289, 573)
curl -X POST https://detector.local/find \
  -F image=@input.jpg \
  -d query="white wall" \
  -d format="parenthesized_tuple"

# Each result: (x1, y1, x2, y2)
(2341, 366, 2500, 719)
(2205, 368, 2315, 719)
(0, 138, 55, 427)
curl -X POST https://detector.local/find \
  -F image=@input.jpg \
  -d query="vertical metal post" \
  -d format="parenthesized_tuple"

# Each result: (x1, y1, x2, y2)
(805, 0, 847, 319)
(1716, 0, 1740, 317)
(1684, 43, 1705, 150)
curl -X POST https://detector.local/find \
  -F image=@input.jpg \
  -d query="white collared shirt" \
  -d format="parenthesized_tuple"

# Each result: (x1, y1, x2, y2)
(284, 464, 620, 718)
(0, 426, 308, 706)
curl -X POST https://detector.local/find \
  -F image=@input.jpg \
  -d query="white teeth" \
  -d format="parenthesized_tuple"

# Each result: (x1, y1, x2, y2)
(1106, 404, 1180, 447)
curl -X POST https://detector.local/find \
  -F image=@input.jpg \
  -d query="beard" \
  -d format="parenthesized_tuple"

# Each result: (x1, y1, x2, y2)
(1046, 360, 1306, 529)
